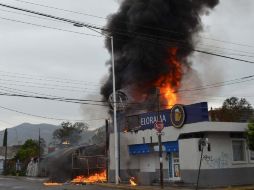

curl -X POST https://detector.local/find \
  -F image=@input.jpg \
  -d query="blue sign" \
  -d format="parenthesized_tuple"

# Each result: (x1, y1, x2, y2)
(138, 102, 209, 130)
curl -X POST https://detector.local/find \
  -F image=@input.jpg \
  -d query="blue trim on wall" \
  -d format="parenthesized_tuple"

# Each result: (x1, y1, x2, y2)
(129, 144, 151, 155)
(163, 141, 179, 152)
(129, 141, 179, 155)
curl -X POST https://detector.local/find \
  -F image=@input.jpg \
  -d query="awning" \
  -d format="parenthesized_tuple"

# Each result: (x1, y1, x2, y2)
(163, 141, 179, 152)
(129, 144, 151, 155)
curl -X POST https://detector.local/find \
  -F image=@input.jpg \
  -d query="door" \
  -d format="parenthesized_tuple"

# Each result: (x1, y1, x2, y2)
(168, 152, 181, 181)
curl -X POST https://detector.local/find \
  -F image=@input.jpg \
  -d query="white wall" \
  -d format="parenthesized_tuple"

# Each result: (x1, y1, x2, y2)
(109, 122, 250, 172)
(201, 133, 254, 169)
(179, 133, 254, 170)
(179, 138, 200, 170)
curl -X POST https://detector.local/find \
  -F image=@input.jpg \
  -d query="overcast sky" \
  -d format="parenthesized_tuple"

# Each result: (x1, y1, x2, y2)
(0, 0, 253, 130)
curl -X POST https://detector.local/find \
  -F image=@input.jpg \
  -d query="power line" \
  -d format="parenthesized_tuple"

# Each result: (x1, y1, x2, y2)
(0, 16, 102, 37)
(174, 75, 254, 94)
(0, 82, 97, 93)
(1, 2, 253, 58)
(8, 0, 254, 49)
(10, 0, 106, 20)
(0, 78, 98, 91)
(0, 92, 108, 106)
(0, 104, 106, 122)
(0, 70, 102, 86)
(0, 73, 101, 87)
(0, 80, 98, 93)
(1, 3, 254, 64)
(0, 8, 69, 24)
(1, 71, 254, 105)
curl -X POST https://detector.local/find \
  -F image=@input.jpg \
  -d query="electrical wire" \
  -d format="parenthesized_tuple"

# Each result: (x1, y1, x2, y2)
(1, 72, 254, 105)
(1, 5, 254, 64)
(8, 0, 254, 49)
(0, 78, 98, 91)
(0, 16, 102, 37)
(1, 3, 254, 60)
(0, 70, 102, 86)
(0, 104, 107, 122)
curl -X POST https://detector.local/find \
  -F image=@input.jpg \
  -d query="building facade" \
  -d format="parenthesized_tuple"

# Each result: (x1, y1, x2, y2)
(108, 102, 254, 186)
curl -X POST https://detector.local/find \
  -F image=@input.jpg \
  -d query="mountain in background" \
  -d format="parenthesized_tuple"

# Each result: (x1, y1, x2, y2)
(0, 123, 105, 146)
(0, 123, 61, 146)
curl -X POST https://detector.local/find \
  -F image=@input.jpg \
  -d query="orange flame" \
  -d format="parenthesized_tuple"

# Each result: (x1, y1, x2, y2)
(155, 48, 182, 108)
(43, 182, 63, 186)
(129, 177, 137, 186)
(71, 170, 106, 184)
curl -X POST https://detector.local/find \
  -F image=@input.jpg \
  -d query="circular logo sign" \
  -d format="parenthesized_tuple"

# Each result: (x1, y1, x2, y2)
(170, 104, 185, 128)
(108, 90, 128, 111)
(154, 121, 164, 133)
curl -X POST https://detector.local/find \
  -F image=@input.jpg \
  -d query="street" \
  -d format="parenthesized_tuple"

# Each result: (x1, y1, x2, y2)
(0, 176, 115, 190)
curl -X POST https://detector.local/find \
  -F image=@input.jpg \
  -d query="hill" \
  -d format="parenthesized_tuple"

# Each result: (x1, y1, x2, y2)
(0, 123, 105, 146)
(0, 123, 60, 146)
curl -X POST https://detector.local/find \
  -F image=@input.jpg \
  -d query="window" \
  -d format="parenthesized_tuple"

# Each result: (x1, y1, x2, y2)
(232, 140, 246, 162)
(250, 150, 254, 161)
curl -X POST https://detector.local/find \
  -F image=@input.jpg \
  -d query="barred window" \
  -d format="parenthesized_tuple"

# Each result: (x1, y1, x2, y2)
(232, 140, 246, 161)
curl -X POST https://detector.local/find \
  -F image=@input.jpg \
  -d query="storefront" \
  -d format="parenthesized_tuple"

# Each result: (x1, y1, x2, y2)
(108, 102, 254, 186)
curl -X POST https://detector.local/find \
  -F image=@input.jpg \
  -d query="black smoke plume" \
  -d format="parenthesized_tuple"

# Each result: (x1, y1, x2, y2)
(101, 0, 219, 109)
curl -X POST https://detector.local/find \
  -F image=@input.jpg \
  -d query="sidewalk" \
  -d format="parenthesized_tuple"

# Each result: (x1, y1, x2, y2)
(96, 183, 197, 190)
(96, 183, 254, 190)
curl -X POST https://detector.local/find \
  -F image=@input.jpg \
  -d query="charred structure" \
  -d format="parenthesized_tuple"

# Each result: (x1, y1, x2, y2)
(40, 144, 106, 183)
(101, 0, 219, 110)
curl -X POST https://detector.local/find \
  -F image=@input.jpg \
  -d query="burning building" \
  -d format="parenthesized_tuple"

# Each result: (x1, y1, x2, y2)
(108, 103, 254, 187)
(100, 0, 254, 187)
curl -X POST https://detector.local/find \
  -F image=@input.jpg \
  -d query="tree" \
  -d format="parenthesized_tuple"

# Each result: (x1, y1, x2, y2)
(247, 120, 254, 151)
(15, 139, 42, 162)
(53, 122, 88, 145)
(210, 97, 254, 122)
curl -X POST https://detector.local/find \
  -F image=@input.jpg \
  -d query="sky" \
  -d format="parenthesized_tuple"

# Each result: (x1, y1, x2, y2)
(0, 0, 253, 130)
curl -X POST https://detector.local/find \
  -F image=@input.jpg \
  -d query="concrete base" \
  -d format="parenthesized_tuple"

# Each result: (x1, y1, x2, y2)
(181, 167, 254, 187)
(109, 169, 169, 185)
(109, 167, 254, 187)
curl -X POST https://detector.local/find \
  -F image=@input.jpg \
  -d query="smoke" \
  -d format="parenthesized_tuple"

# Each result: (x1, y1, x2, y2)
(101, 0, 219, 109)
(40, 145, 106, 182)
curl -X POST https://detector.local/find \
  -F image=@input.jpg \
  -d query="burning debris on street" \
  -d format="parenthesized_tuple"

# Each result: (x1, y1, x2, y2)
(101, 0, 219, 110)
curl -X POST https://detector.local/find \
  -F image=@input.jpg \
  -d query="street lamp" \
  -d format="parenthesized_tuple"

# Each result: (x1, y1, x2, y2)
(110, 36, 120, 185)
(75, 26, 119, 184)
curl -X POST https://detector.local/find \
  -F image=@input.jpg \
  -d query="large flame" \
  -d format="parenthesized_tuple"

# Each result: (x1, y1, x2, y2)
(71, 170, 106, 184)
(155, 48, 182, 108)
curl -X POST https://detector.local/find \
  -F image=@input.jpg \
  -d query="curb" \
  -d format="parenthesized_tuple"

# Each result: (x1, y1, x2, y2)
(96, 183, 163, 190)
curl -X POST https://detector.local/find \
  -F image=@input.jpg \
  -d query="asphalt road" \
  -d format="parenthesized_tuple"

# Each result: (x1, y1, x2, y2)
(0, 176, 115, 190)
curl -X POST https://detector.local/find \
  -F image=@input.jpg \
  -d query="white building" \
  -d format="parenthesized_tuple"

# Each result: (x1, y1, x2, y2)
(108, 102, 254, 186)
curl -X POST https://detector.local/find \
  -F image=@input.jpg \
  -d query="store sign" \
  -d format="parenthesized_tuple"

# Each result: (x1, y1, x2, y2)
(136, 102, 209, 131)
(140, 110, 171, 130)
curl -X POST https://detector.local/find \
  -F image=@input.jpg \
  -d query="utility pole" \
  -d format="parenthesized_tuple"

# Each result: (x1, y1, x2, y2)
(3, 128, 8, 175)
(157, 88, 164, 189)
(38, 128, 41, 176)
(38, 128, 41, 160)
(111, 36, 119, 184)
(105, 119, 109, 182)
(196, 138, 208, 190)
